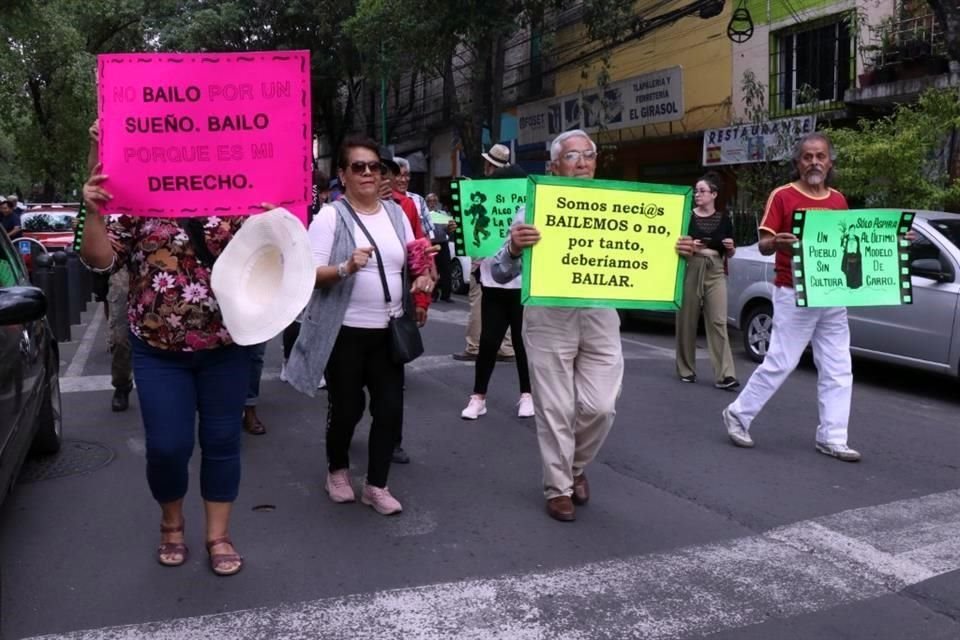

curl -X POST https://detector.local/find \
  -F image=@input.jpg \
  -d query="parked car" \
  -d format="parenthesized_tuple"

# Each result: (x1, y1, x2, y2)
(448, 238, 470, 295)
(727, 210, 960, 378)
(20, 204, 80, 251)
(0, 227, 62, 506)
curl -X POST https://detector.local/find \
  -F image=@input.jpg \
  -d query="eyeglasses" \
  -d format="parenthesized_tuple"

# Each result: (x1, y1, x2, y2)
(560, 149, 598, 163)
(348, 161, 386, 175)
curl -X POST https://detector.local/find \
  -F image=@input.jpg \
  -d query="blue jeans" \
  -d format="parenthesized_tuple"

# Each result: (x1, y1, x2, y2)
(131, 335, 250, 503)
(246, 342, 267, 406)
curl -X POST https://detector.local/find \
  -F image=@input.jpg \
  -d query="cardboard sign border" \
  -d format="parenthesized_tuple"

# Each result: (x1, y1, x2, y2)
(97, 50, 312, 217)
(521, 175, 692, 310)
(449, 177, 528, 258)
(792, 209, 915, 308)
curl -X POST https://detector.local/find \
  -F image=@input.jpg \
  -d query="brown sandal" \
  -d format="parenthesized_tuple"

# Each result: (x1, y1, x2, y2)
(206, 536, 243, 576)
(157, 521, 188, 567)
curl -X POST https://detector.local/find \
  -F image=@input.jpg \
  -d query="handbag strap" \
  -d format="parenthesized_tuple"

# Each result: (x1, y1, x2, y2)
(340, 199, 392, 305)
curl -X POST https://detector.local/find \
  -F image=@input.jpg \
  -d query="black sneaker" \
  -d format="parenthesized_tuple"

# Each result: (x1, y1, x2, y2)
(715, 377, 740, 390)
(392, 446, 411, 464)
(111, 386, 132, 412)
(679, 374, 697, 383)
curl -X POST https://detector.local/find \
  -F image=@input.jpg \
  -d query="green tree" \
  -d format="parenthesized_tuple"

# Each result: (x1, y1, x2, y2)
(0, 0, 166, 199)
(826, 88, 960, 211)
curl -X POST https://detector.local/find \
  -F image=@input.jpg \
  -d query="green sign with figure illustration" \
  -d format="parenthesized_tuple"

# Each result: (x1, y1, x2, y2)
(450, 178, 527, 258)
(792, 209, 915, 308)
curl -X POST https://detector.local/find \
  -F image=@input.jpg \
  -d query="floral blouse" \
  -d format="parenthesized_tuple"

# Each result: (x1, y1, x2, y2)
(107, 216, 243, 352)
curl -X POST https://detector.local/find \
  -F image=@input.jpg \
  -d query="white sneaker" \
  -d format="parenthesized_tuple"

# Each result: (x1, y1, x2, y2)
(361, 484, 402, 515)
(517, 393, 535, 418)
(319, 376, 327, 390)
(461, 395, 487, 420)
(279, 359, 288, 382)
(722, 407, 754, 448)
(816, 442, 861, 462)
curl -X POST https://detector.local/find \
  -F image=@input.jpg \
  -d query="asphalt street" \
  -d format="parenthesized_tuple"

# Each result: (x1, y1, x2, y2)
(1, 296, 958, 639)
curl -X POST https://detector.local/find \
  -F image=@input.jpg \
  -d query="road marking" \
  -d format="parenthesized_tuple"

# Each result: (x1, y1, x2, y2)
(26, 489, 960, 640)
(64, 305, 105, 378)
(59, 351, 669, 394)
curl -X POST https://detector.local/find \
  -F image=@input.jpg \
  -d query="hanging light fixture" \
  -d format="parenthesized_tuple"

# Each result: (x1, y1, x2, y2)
(727, 0, 754, 43)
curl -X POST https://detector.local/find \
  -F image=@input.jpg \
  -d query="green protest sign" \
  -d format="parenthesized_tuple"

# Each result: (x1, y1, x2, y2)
(450, 178, 527, 258)
(792, 209, 915, 308)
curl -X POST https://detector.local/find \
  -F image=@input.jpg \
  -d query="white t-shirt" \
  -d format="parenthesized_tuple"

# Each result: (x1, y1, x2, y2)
(309, 203, 414, 328)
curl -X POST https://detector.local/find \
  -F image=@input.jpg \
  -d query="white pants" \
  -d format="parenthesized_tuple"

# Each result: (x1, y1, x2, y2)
(728, 287, 852, 445)
(523, 306, 623, 499)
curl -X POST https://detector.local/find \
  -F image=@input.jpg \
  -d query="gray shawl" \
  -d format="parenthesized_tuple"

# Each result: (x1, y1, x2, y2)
(285, 198, 411, 396)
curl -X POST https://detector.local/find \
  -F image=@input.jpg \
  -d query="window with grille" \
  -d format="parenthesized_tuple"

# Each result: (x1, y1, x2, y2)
(771, 16, 853, 114)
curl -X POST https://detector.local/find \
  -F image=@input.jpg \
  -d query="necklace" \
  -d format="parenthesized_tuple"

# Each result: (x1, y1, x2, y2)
(344, 196, 381, 215)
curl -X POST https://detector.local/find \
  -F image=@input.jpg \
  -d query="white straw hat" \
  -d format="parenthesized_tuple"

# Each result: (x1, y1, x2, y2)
(211, 208, 315, 346)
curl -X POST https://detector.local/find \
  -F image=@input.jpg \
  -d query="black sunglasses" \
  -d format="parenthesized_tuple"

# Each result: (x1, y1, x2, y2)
(348, 161, 386, 175)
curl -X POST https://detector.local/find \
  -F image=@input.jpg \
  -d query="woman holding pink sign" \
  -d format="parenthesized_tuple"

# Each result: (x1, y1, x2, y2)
(80, 121, 247, 577)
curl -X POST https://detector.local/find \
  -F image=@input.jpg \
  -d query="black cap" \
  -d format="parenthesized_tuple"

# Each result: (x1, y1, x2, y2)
(378, 146, 400, 174)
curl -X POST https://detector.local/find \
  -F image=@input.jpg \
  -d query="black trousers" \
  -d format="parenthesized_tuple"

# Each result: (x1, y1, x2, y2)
(282, 321, 300, 360)
(435, 241, 452, 300)
(325, 326, 403, 488)
(475, 286, 531, 395)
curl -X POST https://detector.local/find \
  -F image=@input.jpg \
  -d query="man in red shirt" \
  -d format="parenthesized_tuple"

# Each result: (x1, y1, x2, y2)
(721, 132, 861, 462)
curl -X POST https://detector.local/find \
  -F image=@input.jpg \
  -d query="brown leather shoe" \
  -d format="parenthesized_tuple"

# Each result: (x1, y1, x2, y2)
(243, 408, 266, 435)
(572, 473, 590, 505)
(546, 496, 575, 522)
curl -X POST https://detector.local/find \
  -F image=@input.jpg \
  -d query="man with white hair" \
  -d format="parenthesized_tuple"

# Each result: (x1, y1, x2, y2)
(720, 131, 863, 462)
(491, 129, 622, 522)
(393, 157, 435, 242)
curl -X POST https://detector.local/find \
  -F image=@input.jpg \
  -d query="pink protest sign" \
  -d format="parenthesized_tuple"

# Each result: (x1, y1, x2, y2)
(97, 51, 312, 221)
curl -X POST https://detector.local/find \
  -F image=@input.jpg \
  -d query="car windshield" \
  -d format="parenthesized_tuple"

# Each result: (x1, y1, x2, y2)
(21, 211, 77, 232)
(928, 219, 960, 249)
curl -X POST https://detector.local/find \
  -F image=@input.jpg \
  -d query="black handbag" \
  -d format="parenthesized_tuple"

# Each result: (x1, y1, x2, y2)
(343, 202, 424, 365)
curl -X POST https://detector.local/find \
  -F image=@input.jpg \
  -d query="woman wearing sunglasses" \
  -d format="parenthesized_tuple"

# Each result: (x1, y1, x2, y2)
(674, 173, 739, 390)
(285, 135, 434, 515)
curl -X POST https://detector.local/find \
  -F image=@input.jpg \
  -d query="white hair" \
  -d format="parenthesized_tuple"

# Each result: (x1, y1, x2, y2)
(394, 157, 410, 172)
(549, 129, 597, 162)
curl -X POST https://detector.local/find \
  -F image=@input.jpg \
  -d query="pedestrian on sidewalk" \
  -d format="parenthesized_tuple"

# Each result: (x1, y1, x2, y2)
(719, 132, 895, 462)
(80, 121, 247, 576)
(285, 135, 436, 516)
(673, 173, 739, 390)
(491, 129, 622, 522)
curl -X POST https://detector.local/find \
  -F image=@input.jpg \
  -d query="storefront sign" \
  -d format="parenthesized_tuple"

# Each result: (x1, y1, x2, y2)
(97, 51, 312, 221)
(702, 116, 816, 166)
(517, 67, 684, 145)
(522, 175, 691, 309)
(792, 209, 914, 307)
(450, 178, 527, 258)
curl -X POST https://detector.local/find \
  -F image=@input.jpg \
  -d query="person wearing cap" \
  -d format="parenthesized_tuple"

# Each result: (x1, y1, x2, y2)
(482, 143, 511, 176)
(80, 121, 248, 576)
(285, 134, 435, 516)
(491, 129, 622, 523)
(0, 198, 22, 240)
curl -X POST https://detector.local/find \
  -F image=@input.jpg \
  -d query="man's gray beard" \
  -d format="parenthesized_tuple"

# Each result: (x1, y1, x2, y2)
(805, 172, 824, 186)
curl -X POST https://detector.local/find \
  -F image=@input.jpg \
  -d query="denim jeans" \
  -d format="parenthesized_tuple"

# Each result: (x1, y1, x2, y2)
(246, 342, 267, 406)
(131, 335, 250, 503)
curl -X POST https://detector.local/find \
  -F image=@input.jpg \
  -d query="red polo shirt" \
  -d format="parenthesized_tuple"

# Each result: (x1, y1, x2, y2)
(759, 184, 848, 288)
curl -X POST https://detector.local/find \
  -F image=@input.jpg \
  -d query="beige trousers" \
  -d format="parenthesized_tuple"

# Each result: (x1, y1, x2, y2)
(523, 306, 623, 499)
(675, 254, 736, 382)
(465, 271, 513, 356)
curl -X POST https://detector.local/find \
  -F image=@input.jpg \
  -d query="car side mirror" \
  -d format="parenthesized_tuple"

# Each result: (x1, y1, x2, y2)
(911, 258, 954, 283)
(0, 286, 47, 325)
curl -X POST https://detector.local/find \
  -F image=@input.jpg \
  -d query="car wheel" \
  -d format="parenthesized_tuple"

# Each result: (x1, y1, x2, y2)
(31, 347, 62, 455)
(742, 302, 773, 363)
(450, 259, 467, 295)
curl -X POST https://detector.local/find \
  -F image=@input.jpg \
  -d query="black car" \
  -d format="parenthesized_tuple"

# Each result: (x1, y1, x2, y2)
(0, 229, 62, 506)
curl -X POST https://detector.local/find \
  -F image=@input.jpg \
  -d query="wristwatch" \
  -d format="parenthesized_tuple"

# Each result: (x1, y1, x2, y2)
(336, 261, 350, 279)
